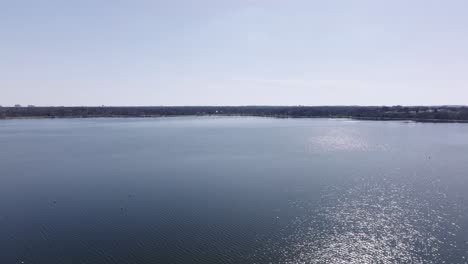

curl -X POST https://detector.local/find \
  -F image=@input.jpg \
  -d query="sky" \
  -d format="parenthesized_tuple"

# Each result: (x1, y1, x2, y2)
(1, 0, 468, 106)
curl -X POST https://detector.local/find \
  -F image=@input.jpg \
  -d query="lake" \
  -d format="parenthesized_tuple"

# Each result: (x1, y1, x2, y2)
(1, 117, 468, 263)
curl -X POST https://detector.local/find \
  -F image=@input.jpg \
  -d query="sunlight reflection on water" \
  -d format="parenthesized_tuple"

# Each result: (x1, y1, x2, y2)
(280, 177, 464, 264)
(308, 128, 388, 152)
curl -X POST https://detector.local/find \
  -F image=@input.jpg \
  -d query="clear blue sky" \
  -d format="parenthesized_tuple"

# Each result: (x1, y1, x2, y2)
(1, 0, 467, 106)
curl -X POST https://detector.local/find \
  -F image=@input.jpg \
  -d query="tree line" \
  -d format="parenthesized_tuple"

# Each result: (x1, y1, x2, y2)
(1, 106, 468, 122)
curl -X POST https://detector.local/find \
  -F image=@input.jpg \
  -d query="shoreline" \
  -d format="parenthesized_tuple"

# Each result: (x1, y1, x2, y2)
(1, 114, 468, 124)
(2, 106, 468, 123)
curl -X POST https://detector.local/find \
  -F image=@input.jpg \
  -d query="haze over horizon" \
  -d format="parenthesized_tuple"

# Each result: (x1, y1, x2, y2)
(2, 0, 468, 106)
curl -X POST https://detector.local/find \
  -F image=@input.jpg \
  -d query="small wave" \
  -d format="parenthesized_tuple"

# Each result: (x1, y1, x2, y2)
(278, 179, 464, 264)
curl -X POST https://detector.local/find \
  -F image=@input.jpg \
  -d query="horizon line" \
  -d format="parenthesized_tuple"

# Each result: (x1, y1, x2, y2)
(2, 105, 468, 108)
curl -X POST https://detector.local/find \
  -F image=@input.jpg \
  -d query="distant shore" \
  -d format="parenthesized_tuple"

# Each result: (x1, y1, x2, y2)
(1, 106, 468, 123)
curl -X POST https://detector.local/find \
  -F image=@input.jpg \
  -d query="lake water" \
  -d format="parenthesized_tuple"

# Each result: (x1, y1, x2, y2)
(1, 117, 468, 263)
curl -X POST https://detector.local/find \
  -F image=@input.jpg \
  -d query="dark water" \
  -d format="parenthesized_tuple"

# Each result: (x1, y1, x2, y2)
(1, 117, 468, 264)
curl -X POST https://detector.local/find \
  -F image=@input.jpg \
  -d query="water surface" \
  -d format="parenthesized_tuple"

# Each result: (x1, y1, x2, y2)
(1, 117, 468, 263)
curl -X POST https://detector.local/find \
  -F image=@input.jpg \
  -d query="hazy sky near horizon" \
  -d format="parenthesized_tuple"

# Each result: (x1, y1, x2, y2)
(1, 0, 468, 106)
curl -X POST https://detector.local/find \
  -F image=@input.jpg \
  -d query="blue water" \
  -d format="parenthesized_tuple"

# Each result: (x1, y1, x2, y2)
(1, 117, 467, 263)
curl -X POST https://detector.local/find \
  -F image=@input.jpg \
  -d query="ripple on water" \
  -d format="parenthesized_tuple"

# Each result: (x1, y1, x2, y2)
(272, 179, 465, 264)
(308, 128, 389, 153)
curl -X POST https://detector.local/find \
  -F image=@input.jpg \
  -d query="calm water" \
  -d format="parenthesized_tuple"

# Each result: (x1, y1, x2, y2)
(1, 117, 468, 264)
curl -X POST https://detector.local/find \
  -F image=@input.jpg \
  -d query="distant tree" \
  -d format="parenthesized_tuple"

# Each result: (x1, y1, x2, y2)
(1, 106, 467, 122)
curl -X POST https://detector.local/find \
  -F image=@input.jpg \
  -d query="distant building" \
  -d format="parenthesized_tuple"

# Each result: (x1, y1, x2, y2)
(14, 104, 21, 107)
